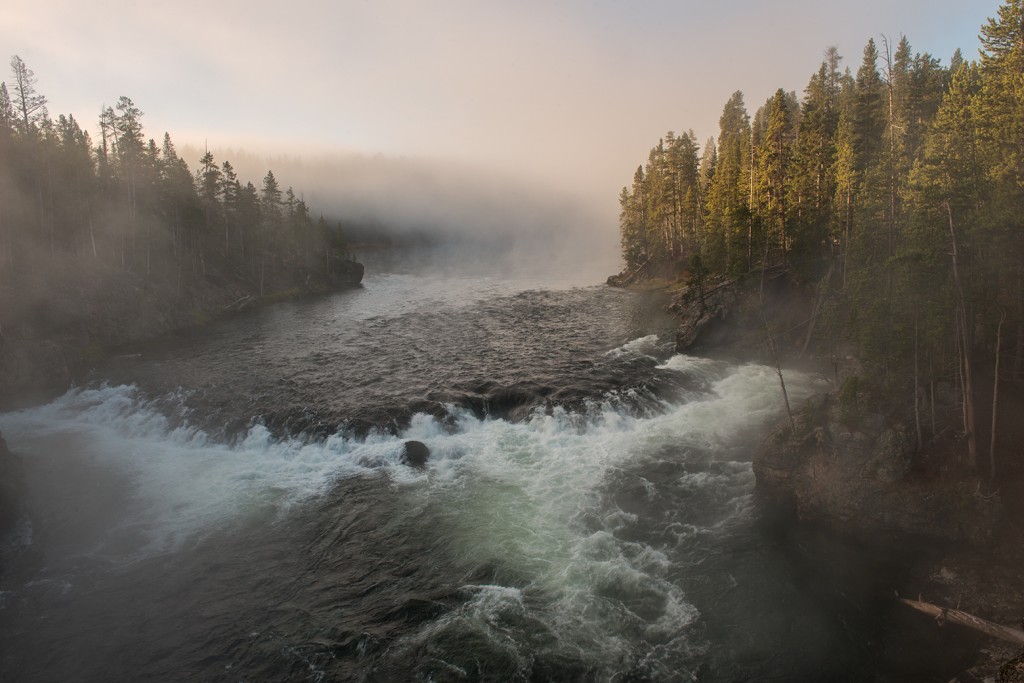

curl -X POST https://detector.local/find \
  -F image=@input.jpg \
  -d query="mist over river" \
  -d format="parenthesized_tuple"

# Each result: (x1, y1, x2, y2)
(0, 249, 974, 681)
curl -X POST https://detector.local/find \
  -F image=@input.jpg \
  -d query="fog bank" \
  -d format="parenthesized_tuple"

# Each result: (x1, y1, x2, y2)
(181, 145, 621, 270)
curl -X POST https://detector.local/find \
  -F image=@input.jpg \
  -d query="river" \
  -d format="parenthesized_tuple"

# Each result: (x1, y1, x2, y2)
(0, 248, 973, 681)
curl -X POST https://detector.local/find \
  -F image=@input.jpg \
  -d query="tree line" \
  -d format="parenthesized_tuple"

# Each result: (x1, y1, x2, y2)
(0, 56, 354, 296)
(618, 1, 1024, 475)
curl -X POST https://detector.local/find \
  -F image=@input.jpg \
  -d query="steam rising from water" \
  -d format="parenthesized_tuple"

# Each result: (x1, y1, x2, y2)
(177, 149, 620, 267)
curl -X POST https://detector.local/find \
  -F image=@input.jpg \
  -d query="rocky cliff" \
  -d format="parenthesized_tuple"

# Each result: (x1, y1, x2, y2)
(753, 393, 1002, 543)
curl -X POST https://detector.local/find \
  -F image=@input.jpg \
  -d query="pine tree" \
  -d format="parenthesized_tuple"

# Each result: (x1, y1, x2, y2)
(196, 150, 220, 206)
(698, 137, 717, 196)
(617, 165, 649, 271)
(159, 132, 198, 257)
(705, 91, 751, 273)
(8, 55, 47, 139)
(0, 83, 14, 140)
(853, 39, 886, 173)
(219, 160, 240, 255)
(755, 88, 796, 266)
(976, 0, 1024, 391)
(908, 61, 984, 468)
(790, 50, 842, 271)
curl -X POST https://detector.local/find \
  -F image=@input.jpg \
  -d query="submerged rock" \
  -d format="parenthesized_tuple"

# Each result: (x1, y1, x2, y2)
(400, 440, 430, 468)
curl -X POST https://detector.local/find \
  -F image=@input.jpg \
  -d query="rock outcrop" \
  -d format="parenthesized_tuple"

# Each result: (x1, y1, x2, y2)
(668, 268, 814, 360)
(670, 280, 741, 353)
(754, 394, 1002, 544)
(400, 440, 430, 468)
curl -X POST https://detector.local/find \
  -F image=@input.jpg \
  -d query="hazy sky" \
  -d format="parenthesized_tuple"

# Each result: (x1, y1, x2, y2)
(1, 0, 996, 236)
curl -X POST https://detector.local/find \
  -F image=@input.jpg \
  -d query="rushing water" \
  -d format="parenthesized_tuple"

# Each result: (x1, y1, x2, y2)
(0, 250, 974, 681)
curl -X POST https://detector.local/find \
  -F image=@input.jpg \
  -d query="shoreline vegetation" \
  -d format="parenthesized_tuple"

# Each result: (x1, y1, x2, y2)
(609, 2, 1024, 678)
(0, 55, 365, 409)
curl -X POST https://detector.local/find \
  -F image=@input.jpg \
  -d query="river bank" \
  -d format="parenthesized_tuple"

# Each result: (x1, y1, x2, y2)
(0, 254, 363, 411)
(634, 268, 1024, 681)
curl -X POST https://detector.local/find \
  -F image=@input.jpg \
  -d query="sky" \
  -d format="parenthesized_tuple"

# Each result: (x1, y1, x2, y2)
(0, 0, 998, 241)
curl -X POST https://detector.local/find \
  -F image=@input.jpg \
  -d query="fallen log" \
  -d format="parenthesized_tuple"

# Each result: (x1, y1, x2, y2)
(223, 295, 253, 312)
(898, 595, 1024, 646)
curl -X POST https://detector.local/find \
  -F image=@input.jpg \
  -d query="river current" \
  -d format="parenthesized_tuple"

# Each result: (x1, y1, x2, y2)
(0, 249, 971, 681)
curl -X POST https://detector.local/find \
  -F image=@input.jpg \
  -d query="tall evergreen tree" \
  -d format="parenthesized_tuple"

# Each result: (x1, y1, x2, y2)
(8, 55, 47, 138)
(976, 0, 1024, 388)
(705, 91, 752, 272)
(791, 49, 842, 270)
(755, 88, 796, 265)
(0, 83, 14, 139)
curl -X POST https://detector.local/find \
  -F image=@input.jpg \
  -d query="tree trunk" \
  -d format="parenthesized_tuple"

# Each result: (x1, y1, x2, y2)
(748, 130, 755, 271)
(801, 263, 834, 358)
(760, 256, 795, 433)
(929, 352, 937, 439)
(914, 313, 922, 450)
(843, 189, 852, 289)
(990, 309, 1005, 479)
(946, 201, 977, 469)
(899, 596, 1024, 646)
(89, 214, 98, 259)
(956, 316, 968, 445)
(765, 318, 796, 434)
(884, 37, 897, 279)
(1016, 265, 1023, 381)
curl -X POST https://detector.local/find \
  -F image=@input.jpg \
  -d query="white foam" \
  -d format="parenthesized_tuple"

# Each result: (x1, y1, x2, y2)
(0, 385, 402, 553)
(656, 353, 728, 378)
(605, 334, 669, 359)
(0, 357, 824, 668)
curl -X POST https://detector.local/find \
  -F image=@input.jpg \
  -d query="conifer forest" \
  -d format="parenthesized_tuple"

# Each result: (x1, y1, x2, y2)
(0, 56, 355, 299)
(616, 5, 1024, 474)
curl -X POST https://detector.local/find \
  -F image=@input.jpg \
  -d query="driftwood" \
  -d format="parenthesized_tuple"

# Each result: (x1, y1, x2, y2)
(899, 595, 1024, 646)
(222, 295, 253, 312)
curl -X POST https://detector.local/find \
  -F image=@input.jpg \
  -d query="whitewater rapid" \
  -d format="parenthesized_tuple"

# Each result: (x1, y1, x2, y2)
(0, 328, 828, 679)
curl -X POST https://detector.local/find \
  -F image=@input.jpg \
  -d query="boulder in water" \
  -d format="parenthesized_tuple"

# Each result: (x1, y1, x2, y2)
(400, 440, 430, 468)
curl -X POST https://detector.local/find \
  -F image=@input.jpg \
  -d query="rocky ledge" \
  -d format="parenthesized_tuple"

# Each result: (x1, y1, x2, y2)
(650, 269, 1021, 678)
(753, 393, 1023, 680)
(754, 393, 1002, 544)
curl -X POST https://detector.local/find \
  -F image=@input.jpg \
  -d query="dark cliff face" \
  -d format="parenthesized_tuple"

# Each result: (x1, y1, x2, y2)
(753, 394, 1002, 544)
(661, 271, 1003, 545)
(668, 268, 815, 363)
